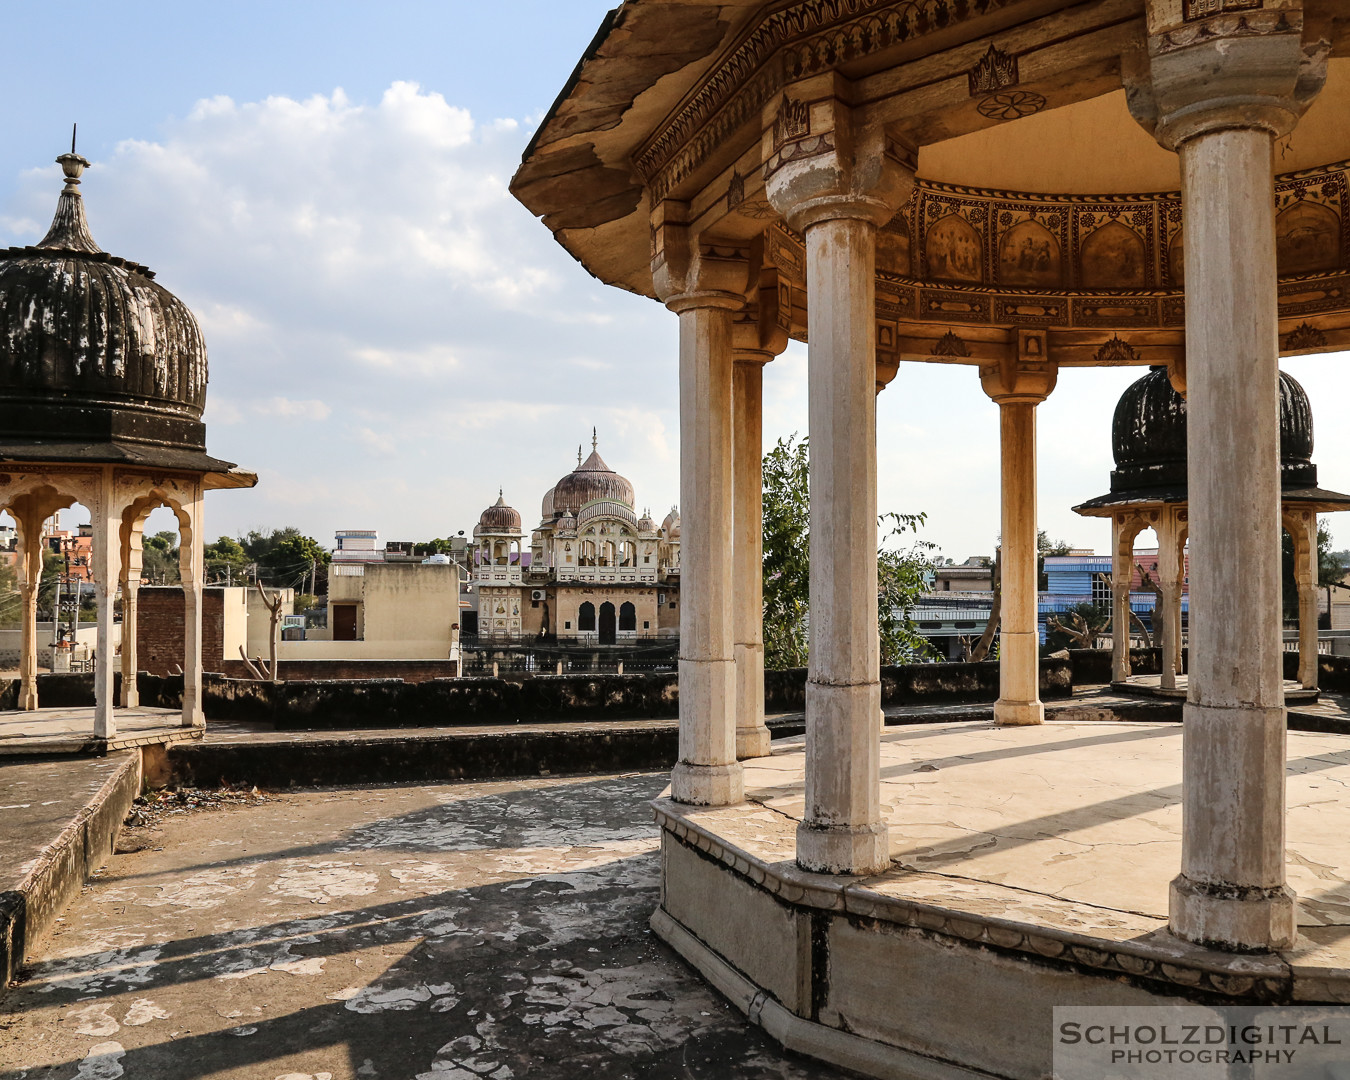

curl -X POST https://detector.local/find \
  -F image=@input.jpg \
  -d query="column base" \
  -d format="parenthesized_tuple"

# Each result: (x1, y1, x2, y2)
(182, 707, 204, 728)
(796, 820, 890, 876)
(735, 725, 771, 760)
(671, 761, 744, 807)
(1169, 874, 1298, 952)
(994, 698, 1044, 726)
(20, 688, 37, 711)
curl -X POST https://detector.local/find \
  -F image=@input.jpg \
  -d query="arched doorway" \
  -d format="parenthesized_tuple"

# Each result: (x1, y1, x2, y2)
(619, 601, 636, 633)
(578, 601, 596, 633)
(599, 601, 616, 645)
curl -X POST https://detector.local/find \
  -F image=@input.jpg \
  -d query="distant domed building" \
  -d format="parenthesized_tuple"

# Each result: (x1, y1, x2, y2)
(467, 431, 679, 643)
(0, 148, 255, 739)
(1075, 366, 1349, 694)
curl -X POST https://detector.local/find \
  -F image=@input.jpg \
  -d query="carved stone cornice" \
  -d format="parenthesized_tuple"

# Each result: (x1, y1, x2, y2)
(632, 0, 1011, 203)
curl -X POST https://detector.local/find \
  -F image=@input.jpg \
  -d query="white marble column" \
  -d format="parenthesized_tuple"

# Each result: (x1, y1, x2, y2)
(762, 87, 911, 874)
(981, 349, 1056, 726)
(793, 213, 889, 873)
(1173, 126, 1294, 948)
(733, 353, 771, 759)
(1134, 0, 1323, 952)
(91, 473, 118, 740)
(668, 294, 743, 805)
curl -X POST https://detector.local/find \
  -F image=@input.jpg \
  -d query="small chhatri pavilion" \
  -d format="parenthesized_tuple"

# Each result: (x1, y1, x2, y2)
(516, 1, 1350, 1075)
(1075, 364, 1350, 697)
(0, 149, 255, 747)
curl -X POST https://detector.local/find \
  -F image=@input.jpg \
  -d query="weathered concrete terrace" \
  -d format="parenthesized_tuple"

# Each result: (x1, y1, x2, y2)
(654, 722, 1350, 1077)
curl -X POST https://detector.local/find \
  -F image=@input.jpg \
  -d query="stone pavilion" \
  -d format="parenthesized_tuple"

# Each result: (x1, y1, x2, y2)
(0, 151, 255, 744)
(514, 2, 1350, 1074)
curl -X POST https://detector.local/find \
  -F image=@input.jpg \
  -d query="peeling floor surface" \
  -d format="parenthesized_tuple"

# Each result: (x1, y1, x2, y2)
(0, 773, 848, 1080)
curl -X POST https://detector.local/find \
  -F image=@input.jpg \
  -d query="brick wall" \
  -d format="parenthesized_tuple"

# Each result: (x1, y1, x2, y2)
(136, 587, 226, 676)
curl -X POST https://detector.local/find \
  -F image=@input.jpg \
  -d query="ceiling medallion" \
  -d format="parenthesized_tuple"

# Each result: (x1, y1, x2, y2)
(977, 90, 1047, 121)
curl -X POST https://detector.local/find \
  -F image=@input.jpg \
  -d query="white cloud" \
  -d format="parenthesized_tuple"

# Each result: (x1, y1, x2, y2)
(1, 82, 677, 544)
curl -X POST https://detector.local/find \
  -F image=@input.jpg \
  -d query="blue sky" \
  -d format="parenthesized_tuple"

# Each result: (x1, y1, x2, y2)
(3, 3, 1347, 559)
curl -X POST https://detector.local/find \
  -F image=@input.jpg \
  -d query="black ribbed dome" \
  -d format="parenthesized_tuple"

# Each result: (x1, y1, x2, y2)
(0, 155, 208, 455)
(1110, 365, 1316, 495)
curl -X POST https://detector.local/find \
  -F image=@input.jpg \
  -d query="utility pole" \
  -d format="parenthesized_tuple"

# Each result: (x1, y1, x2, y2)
(309, 557, 316, 599)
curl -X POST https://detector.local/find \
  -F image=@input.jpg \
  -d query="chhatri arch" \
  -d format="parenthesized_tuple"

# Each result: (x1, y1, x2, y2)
(517, 3, 1350, 1066)
(0, 150, 255, 741)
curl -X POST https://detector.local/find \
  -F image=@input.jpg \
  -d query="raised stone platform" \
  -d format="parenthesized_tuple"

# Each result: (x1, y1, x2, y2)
(0, 707, 200, 756)
(652, 721, 1350, 1080)
(1113, 673, 1320, 704)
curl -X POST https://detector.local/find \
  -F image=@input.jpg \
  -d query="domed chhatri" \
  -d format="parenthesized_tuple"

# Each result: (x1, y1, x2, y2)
(0, 151, 231, 467)
(1082, 366, 1334, 508)
(548, 429, 636, 517)
(476, 491, 522, 533)
(0, 148, 254, 742)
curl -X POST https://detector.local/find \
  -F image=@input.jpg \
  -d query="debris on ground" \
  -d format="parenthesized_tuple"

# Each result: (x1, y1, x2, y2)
(123, 784, 272, 829)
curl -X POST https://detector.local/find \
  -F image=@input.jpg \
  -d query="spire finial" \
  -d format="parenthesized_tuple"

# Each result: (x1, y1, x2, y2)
(592, 426, 598, 452)
(55, 124, 91, 192)
(577, 444, 582, 467)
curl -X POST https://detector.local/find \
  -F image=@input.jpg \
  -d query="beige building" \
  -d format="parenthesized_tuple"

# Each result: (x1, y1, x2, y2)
(470, 435, 681, 648)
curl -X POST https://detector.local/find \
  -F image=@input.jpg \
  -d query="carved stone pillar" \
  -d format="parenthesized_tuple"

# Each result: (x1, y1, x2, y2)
(14, 507, 45, 712)
(179, 484, 206, 727)
(119, 515, 144, 709)
(980, 339, 1057, 727)
(654, 210, 748, 806)
(1157, 511, 1182, 692)
(1287, 508, 1320, 690)
(1131, 2, 1326, 950)
(91, 471, 118, 740)
(731, 275, 789, 758)
(1111, 516, 1134, 685)
(766, 83, 913, 874)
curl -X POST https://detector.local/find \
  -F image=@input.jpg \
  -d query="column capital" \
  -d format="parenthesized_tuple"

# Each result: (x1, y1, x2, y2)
(979, 347, 1058, 406)
(652, 201, 752, 312)
(1127, 3, 1328, 149)
(762, 79, 915, 233)
(732, 260, 792, 359)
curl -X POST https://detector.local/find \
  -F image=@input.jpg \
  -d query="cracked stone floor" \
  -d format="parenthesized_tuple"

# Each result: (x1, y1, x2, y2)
(0, 772, 849, 1080)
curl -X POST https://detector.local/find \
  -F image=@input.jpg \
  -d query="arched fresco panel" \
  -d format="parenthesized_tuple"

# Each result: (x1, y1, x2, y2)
(1081, 220, 1148, 289)
(998, 220, 1061, 288)
(1277, 201, 1341, 275)
(877, 217, 911, 276)
(1167, 231, 1185, 287)
(926, 214, 982, 283)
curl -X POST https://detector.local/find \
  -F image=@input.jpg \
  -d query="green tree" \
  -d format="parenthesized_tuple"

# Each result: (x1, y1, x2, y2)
(762, 435, 812, 669)
(141, 530, 181, 584)
(877, 513, 938, 664)
(202, 534, 251, 583)
(1282, 519, 1343, 620)
(414, 538, 457, 556)
(761, 434, 937, 669)
(0, 557, 19, 629)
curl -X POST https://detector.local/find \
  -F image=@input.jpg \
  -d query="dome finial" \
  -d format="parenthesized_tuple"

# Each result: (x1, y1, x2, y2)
(39, 128, 100, 254)
(577, 443, 583, 467)
(592, 426, 598, 452)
